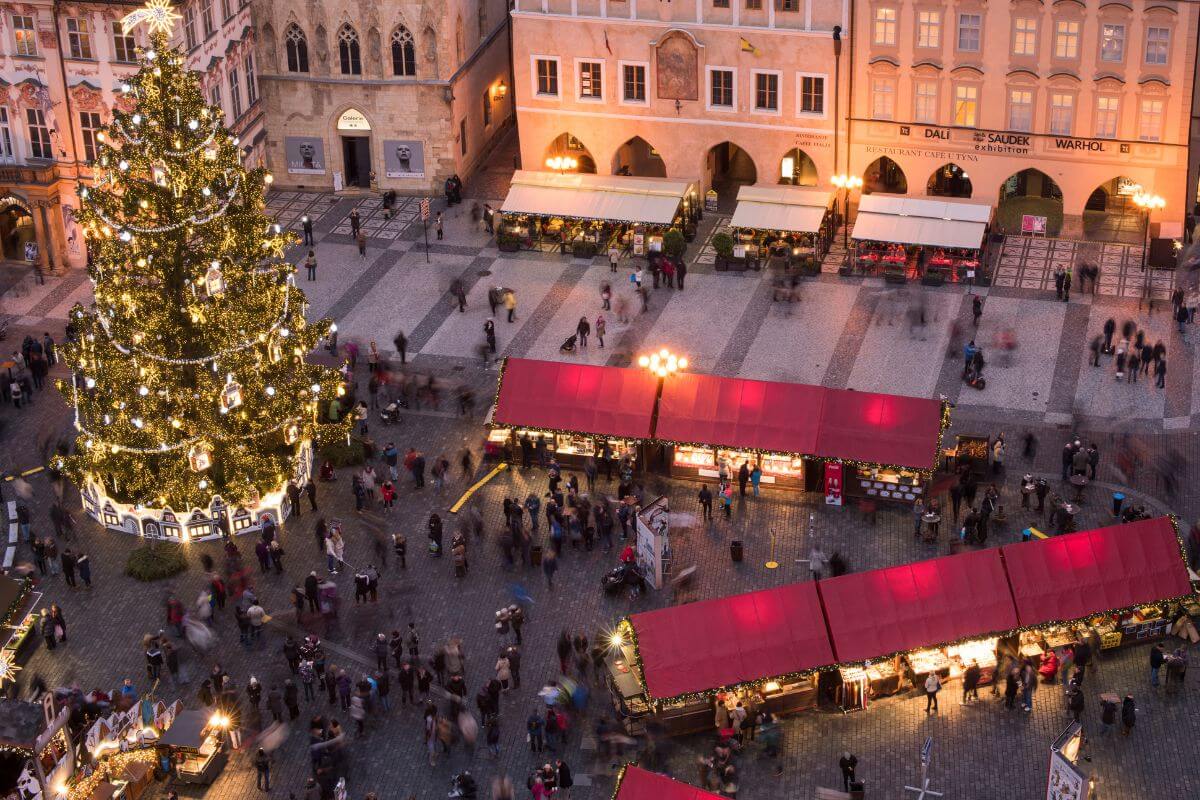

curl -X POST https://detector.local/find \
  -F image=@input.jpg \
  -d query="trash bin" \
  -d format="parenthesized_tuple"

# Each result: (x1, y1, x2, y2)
(531, 546, 543, 566)
(1112, 492, 1125, 518)
(1021, 527, 1033, 542)
(849, 781, 865, 799)
(730, 540, 743, 562)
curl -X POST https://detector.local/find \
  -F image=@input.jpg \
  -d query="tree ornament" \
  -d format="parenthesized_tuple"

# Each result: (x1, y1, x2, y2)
(188, 442, 213, 472)
(220, 374, 243, 412)
(204, 262, 225, 296)
(284, 420, 301, 445)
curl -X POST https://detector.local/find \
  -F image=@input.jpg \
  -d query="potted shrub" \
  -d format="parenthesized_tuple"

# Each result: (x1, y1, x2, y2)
(663, 229, 686, 260)
(497, 231, 522, 252)
(712, 232, 734, 271)
(572, 240, 597, 259)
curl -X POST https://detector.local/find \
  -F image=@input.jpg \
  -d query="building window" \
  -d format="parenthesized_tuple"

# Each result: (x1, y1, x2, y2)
(753, 71, 779, 112)
(391, 26, 416, 76)
(66, 17, 94, 60)
(26, 108, 51, 159)
(1008, 89, 1033, 132)
(12, 15, 37, 57)
(709, 68, 734, 108)
(0, 109, 13, 163)
(1095, 96, 1119, 138)
(1049, 93, 1073, 135)
(482, 89, 492, 126)
(338, 24, 361, 75)
(210, 85, 222, 116)
(228, 67, 242, 118)
(183, 7, 197, 50)
(1145, 27, 1170, 65)
(873, 8, 896, 46)
(917, 10, 940, 49)
(745, 0, 762, 8)
(953, 84, 978, 127)
(222, 0, 233, 19)
(1100, 24, 1125, 63)
(622, 63, 647, 103)
(1054, 20, 1079, 59)
(201, 0, 215, 37)
(1012, 17, 1036, 57)
(285, 24, 309, 73)
(244, 53, 257, 105)
(536, 58, 559, 97)
(799, 75, 824, 115)
(79, 111, 101, 162)
(913, 80, 937, 123)
(460, 119, 467, 156)
(478, 4, 488, 38)
(111, 21, 136, 63)
(1139, 98, 1163, 141)
(714, 0, 729, 7)
(776, 0, 798, 10)
(578, 61, 603, 100)
(871, 79, 894, 120)
(957, 14, 981, 52)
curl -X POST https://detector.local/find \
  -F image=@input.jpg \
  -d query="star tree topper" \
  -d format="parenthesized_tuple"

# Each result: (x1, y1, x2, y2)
(121, 0, 183, 36)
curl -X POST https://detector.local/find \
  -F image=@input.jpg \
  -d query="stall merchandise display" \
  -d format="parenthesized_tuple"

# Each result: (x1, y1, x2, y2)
(855, 465, 925, 501)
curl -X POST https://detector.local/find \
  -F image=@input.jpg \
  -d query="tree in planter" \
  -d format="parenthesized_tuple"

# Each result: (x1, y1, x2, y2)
(55, 7, 351, 514)
(662, 230, 686, 260)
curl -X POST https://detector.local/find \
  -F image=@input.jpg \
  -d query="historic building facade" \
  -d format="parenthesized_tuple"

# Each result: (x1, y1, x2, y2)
(252, 0, 513, 194)
(510, 0, 850, 205)
(0, 0, 258, 273)
(848, 0, 1199, 237)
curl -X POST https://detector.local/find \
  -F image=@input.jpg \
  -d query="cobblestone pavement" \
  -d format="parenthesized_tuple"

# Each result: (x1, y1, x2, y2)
(1, 169, 1198, 800)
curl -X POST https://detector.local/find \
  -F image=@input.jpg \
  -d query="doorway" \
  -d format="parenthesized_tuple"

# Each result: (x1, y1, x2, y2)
(341, 136, 372, 188)
(0, 203, 34, 262)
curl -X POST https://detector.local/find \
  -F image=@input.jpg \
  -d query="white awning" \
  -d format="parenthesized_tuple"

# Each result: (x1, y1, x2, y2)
(851, 193, 992, 249)
(729, 185, 832, 234)
(500, 170, 696, 225)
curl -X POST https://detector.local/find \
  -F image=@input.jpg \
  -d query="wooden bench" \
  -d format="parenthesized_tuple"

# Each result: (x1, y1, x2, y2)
(2, 546, 14, 569)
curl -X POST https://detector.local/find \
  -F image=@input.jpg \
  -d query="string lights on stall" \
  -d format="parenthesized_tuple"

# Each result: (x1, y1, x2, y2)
(54, 2, 351, 517)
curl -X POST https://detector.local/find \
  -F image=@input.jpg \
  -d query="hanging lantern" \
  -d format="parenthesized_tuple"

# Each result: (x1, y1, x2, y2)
(204, 145, 218, 161)
(188, 442, 213, 472)
(220, 374, 243, 412)
(204, 262, 225, 297)
(283, 420, 301, 445)
(268, 339, 283, 363)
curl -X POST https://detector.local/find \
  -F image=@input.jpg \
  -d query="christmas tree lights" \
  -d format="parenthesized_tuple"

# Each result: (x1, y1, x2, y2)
(56, 6, 350, 516)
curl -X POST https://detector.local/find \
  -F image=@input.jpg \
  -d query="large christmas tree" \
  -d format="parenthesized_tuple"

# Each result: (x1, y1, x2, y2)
(56, 6, 349, 512)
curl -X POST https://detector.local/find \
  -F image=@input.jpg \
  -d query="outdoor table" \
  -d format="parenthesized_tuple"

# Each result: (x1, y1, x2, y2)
(922, 512, 941, 542)
(1069, 474, 1088, 503)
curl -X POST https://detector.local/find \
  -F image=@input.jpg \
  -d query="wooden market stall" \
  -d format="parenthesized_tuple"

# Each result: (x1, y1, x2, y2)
(612, 765, 725, 800)
(725, 185, 835, 272)
(488, 359, 659, 470)
(156, 710, 227, 785)
(498, 171, 699, 257)
(850, 194, 992, 284)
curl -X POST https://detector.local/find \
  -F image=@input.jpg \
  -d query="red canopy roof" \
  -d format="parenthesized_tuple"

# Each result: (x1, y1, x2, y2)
(815, 388, 945, 470)
(615, 767, 723, 800)
(1001, 517, 1191, 628)
(819, 549, 1017, 663)
(654, 373, 824, 454)
(630, 581, 834, 699)
(493, 358, 660, 440)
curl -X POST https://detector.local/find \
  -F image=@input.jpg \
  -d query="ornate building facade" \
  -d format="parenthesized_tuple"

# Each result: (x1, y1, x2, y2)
(0, 0, 258, 273)
(253, 0, 513, 194)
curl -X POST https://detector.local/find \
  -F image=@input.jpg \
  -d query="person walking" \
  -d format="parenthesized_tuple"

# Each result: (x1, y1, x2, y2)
(356, 229, 367, 258)
(676, 260, 687, 291)
(576, 317, 590, 348)
(504, 290, 517, 323)
(924, 671, 941, 714)
(595, 315, 606, 348)
(304, 249, 318, 281)
(1155, 357, 1167, 388)
(1121, 695, 1136, 735)
(302, 215, 314, 246)
(608, 245, 619, 273)
(839, 753, 858, 792)
(254, 748, 271, 791)
(1150, 643, 1166, 687)
(972, 295, 983, 327)
(349, 209, 361, 237)
(698, 485, 713, 521)
(1062, 269, 1072, 302)
(961, 661, 981, 704)
(435, 212, 444, 241)
(451, 279, 467, 312)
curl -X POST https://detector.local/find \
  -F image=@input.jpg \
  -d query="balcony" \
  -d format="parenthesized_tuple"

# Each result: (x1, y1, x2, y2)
(0, 161, 60, 186)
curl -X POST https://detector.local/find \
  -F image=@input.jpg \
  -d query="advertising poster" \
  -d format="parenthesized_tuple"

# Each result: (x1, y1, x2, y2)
(285, 136, 326, 174)
(384, 140, 426, 179)
(825, 462, 843, 506)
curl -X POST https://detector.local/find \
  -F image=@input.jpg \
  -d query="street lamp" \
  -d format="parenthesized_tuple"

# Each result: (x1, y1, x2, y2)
(638, 348, 688, 378)
(545, 155, 578, 173)
(1133, 191, 1165, 274)
(831, 174, 863, 253)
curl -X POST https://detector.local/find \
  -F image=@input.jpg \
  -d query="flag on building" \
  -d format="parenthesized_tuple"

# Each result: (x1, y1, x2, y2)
(739, 37, 760, 56)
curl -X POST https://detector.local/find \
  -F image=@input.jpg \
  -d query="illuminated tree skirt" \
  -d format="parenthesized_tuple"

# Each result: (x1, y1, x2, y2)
(78, 441, 312, 540)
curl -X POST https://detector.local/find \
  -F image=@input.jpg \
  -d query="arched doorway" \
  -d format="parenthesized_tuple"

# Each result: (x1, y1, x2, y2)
(926, 163, 972, 198)
(706, 142, 757, 207)
(862, 156, 907, 194)
(779, 148, 818, 186)
(335, 107, 372, 188)
(543, 133, 597, 174)
(612, 137, 666, 178)
(997, 168, 1064, 235)
(1083, 176, 1144, 243)
(0, 198, 34, 262)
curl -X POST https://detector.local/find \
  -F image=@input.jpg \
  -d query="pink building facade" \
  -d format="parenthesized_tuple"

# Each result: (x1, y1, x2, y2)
(511, 0, 850, 206)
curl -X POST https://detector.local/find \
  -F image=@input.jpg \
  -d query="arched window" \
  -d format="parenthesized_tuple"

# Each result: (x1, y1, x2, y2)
(338, 24, 361, 75)
(284, 23, 308, 73)
(391, 26, 416, 76)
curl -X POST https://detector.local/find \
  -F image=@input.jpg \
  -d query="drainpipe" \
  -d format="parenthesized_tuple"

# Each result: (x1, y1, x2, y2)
(51, 0, 83, 273)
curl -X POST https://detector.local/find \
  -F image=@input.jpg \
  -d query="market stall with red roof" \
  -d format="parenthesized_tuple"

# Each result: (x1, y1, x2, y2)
(613, 766, 724, 800)
(486, 358, 661, 467)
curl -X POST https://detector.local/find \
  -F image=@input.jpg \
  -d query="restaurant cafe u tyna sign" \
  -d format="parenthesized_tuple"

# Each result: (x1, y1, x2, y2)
(893, 124, 1130, 157)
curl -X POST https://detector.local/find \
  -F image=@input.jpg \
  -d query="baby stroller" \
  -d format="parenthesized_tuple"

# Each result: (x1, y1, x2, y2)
(560, 334, 578, 354)
(379, 400, 404, 425)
